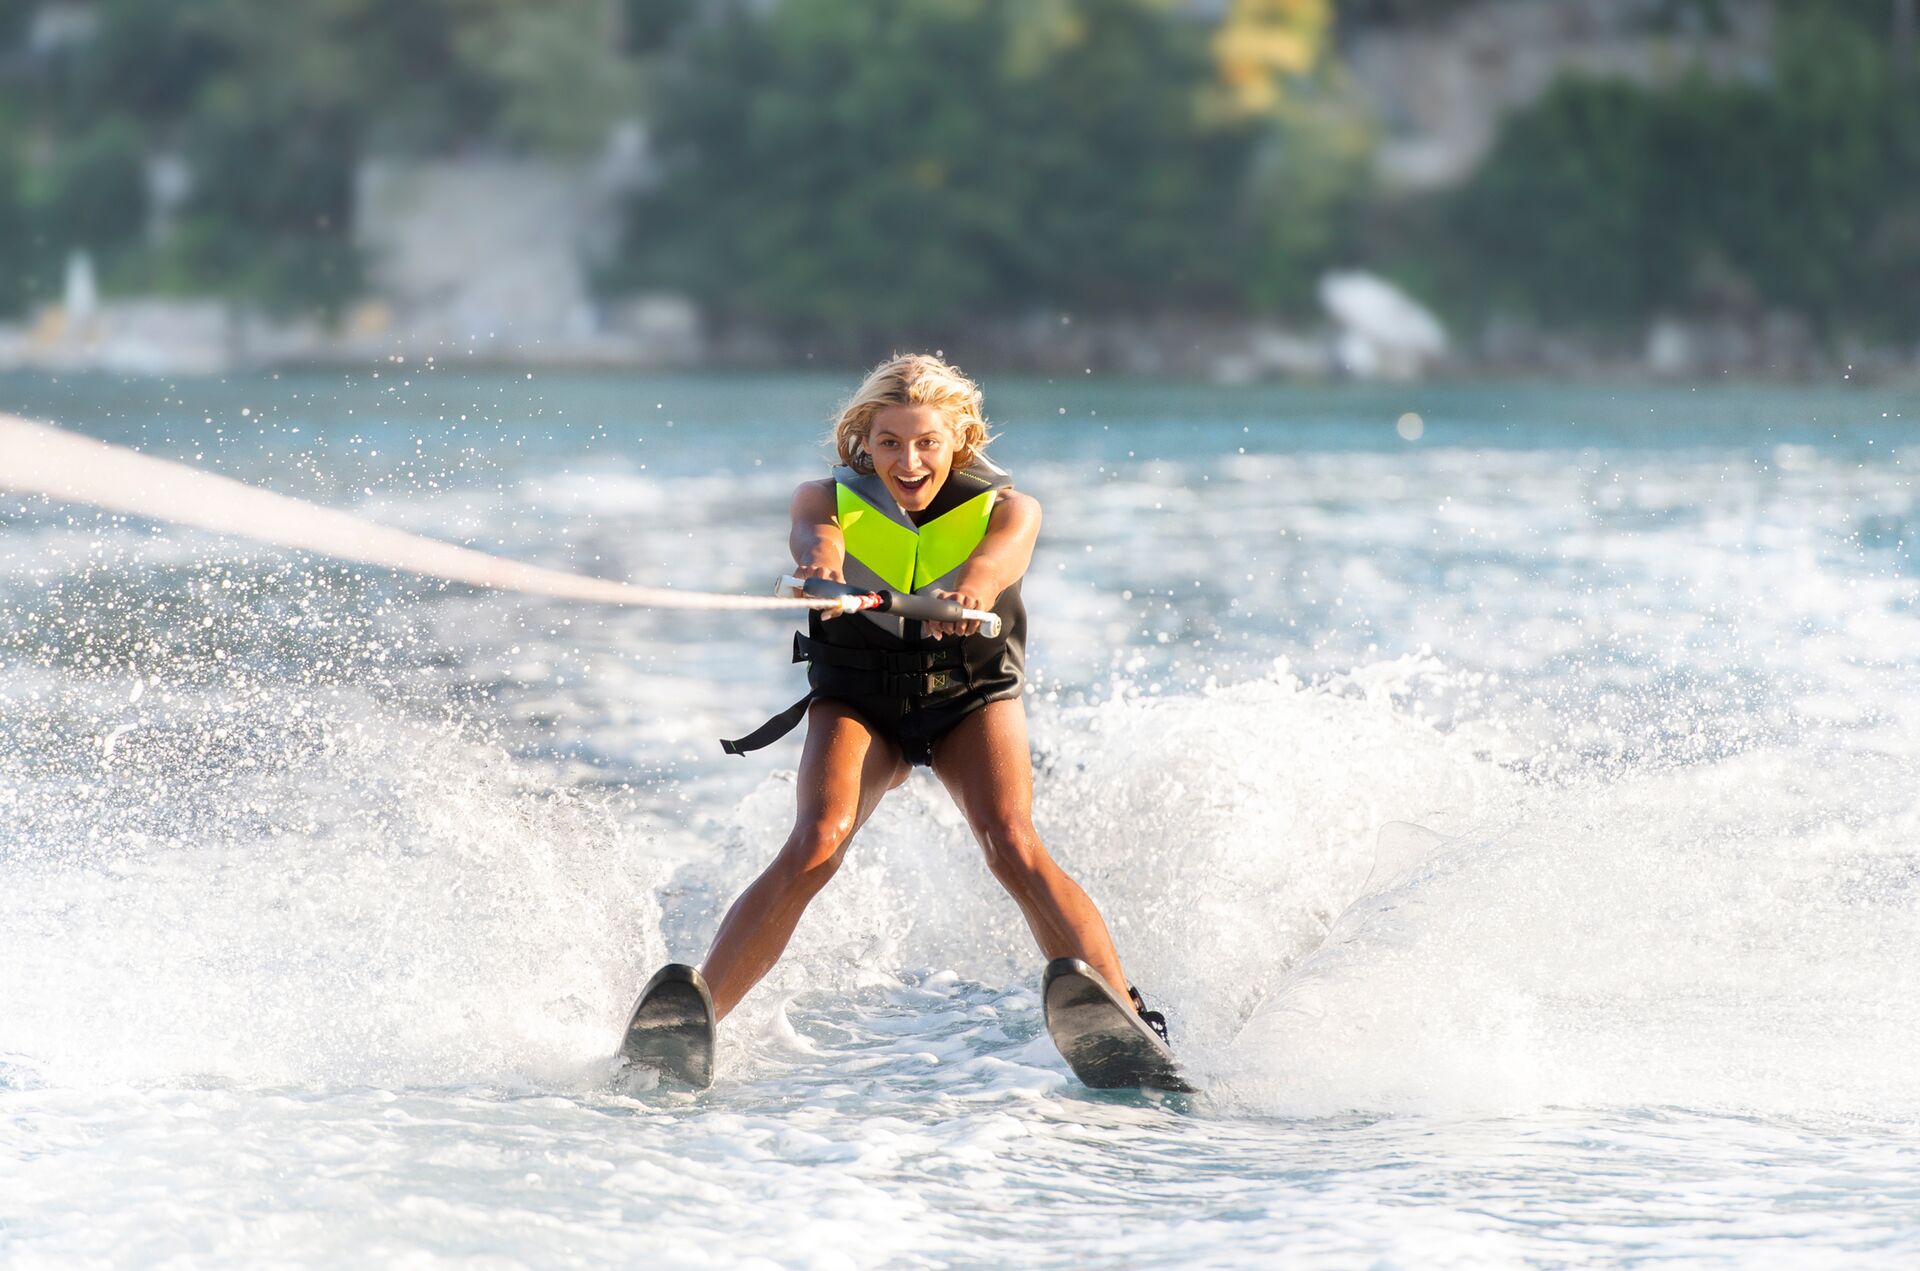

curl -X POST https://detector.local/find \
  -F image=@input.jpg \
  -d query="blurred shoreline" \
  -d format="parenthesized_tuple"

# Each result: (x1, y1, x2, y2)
(6, 2, 1917, 388)
(3, 294, 1910, 386)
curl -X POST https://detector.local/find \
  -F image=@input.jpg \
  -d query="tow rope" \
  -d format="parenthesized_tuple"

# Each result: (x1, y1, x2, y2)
(1, 411, 833, 615)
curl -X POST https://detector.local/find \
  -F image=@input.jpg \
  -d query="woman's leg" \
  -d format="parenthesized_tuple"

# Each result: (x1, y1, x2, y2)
(700, 699, 908, 1020)
(932, 698, 1131, 996)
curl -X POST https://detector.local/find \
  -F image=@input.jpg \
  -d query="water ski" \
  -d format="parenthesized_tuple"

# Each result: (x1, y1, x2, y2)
(620, 963, 716, 1089)
(1042, 958, 1195, 1094)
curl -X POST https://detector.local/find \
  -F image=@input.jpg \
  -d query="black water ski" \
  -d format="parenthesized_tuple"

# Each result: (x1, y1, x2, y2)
(1042, 958, 1195, 1093)
(620, 963, 716, 1088)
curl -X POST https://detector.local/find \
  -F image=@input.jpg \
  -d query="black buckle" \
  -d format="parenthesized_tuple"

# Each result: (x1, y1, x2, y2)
(881, 669, 958, 696)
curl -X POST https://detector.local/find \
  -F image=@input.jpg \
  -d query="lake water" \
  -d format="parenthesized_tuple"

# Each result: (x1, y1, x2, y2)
(2, 371, 1917, 1267)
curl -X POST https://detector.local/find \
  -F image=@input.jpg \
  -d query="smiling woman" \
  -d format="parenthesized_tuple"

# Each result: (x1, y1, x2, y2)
(625, 353, 1177, 1083)
(864, 404, 958, 509)
(831, 353, 993, 502)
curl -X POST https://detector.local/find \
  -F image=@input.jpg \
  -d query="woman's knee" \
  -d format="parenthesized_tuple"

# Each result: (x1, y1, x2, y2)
(974, 813, 1048, 886)
(775, 815, 855, 891)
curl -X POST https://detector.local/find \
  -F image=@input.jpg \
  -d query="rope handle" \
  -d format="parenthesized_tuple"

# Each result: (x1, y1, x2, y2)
(776, 575, 1003, 638)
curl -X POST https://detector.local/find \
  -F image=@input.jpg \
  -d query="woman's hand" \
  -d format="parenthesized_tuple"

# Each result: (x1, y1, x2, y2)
(789, 481, 847, 617)
(792, 562, 848, 619)
(920, 493, 1033, 641)
(925, 586, 995, 640)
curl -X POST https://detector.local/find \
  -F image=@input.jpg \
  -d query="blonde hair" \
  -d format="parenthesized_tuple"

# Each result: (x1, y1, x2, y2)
(830, 353, 993, 473)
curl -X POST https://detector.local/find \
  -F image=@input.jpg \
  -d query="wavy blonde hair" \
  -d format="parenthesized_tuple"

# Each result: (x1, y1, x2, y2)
(830, 353, 993, 473)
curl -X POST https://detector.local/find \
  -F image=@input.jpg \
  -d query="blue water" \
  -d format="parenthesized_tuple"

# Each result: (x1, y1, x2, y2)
(2, 371, 1917, 1267)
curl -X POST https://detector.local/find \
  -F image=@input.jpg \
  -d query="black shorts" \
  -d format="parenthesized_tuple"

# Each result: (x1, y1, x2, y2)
(721, 601, 1027, 761)
(816, 684, 1022, 767)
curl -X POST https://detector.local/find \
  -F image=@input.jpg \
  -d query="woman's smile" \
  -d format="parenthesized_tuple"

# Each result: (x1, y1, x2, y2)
(867, 403, 956, 511)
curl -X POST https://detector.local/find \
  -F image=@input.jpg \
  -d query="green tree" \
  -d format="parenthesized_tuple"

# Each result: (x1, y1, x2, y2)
(618, 0, 1355, 336)
(1745, 5, 1920, 330)
(451, 0, 640, 153)
(30, 117, 148, 259)
(1238, 86, 1372, 311)
(43, 0, 233, 130)
(1440, 4, 1920, 340)
(1447, 77, 1674, 328)
(0, 139, 32, 315)
(1, 0, 647, 315)
(169, 88, 360, 317)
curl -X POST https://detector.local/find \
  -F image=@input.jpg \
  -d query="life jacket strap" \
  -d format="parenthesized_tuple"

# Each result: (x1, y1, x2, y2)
(794, 633, 966, 697)
(717, 634, 971, 756)
(720, 691, 814, 756)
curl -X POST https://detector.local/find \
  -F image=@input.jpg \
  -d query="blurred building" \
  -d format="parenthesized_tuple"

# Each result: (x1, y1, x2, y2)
(1342, 0, 1771, 190)
(347, 132, 697, 367)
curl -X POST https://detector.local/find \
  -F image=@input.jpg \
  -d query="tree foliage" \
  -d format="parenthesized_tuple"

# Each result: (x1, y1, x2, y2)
(1210, 0, 1334, 117)
(7, 0, 1917, 346)
(0, 0, 653, 316)
(1443, 5, 1920, 337)
(1, 0, 1366, 328)
(0, 137, 31, 315)
(616, 0, 1357, 337)
(33, 118, 149, 261)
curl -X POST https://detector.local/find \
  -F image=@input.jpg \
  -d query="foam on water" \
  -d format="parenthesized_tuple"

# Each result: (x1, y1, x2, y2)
(0, 660, 665, 1090)
(1224, 743, 1920, 1119)
(696, 664, 1920, 1122)
(672, 663, 1503, 1057)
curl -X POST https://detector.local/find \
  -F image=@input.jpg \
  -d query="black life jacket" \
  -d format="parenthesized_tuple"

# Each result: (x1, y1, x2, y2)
(720, 459, 1027, 755)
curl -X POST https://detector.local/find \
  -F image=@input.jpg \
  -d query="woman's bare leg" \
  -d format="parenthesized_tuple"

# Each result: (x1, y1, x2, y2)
(932, 698, 1131, 996)
(700, 700, 907, 1020)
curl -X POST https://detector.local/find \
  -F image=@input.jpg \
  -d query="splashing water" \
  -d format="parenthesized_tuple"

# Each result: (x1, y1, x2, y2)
(2, 373, 1917, 1265)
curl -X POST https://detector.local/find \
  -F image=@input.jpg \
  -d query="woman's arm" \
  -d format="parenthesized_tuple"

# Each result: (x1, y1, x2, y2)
(930, 489, 1040, 638)
(789, 478, 845, 582)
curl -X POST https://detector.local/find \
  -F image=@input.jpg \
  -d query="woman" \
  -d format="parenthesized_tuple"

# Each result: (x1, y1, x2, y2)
(629, 355, 1163, 1080)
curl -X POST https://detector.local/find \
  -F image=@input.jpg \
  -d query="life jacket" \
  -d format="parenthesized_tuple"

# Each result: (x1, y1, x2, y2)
(832, 457, 1013, 640)
(720, 458, 1027, 755)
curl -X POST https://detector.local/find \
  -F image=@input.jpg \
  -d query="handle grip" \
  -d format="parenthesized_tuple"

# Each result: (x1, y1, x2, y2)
(777, 575, 1002, 638)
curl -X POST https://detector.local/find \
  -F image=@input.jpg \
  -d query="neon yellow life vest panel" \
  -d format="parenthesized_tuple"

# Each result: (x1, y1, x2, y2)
(836, 482, 998, 593)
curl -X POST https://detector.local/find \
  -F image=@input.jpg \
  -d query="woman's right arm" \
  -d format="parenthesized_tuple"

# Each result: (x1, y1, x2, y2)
(789, 479, 845, 582)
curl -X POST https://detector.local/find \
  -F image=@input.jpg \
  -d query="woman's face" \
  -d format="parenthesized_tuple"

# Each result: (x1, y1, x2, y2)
(867, 404, 956, 512)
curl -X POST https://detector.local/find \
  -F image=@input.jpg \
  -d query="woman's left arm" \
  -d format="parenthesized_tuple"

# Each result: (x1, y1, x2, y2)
(928, 490, 1041, 639)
